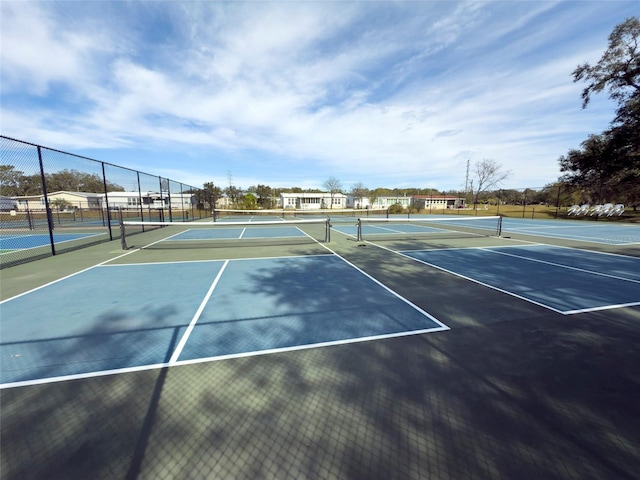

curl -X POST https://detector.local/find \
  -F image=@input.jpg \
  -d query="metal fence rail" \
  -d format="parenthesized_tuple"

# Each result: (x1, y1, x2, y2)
(0, 136, 212, 268)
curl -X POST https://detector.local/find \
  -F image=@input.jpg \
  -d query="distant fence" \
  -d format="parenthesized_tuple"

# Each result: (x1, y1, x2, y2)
(0, 136, 213, 268)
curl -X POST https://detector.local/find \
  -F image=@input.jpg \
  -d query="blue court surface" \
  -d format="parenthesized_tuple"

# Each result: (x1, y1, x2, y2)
(167, 226, 309, 240)
(0, 232, 105, 250)
(0, 255, 447, 387)
(332, 216, 640, 245)
(501, 218, 640, 245)
(401, 244, 640, 314)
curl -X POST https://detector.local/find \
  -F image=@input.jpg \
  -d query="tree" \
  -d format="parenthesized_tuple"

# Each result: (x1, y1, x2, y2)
(469, 159, 511, 208)
(0, 165, 24, 196)
(323, 176, 342, 209)
(44, 169, 123, 193)
(350, 182, 369, 209)
(242, 193, 258, 210)
(573, 17, 640, 109)
(559, 134, 612, 199)
(608, 94, 640, 170)
(202, 182, 222, 210)
(224, 185, 243, 207)
(247, 184, 274, 208)
(561, 17, 640, 208)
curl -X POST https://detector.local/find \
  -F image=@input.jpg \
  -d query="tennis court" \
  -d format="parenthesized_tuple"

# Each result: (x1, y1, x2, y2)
(1, 254, 446, 386)
(0, 232, 106, 251)
(1, 214, 639, 479)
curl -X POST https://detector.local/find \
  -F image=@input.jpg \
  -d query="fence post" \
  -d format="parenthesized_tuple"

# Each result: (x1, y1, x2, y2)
(102, 162, 113, 241)
(37, 146, 56, 256)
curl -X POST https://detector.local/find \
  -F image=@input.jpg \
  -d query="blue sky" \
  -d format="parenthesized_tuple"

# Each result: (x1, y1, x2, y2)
(1, 1, 638, 192)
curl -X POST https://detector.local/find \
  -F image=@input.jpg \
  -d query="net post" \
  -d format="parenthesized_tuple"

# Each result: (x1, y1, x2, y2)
(497, 216, 503, 236)
(325, 218, 331, 242)
(119, 212, 128, 250)
(356, 219, 363, 241)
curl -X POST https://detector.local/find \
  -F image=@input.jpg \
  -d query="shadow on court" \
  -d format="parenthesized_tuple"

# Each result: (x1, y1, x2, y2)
(2, 240, 640, 479)
(2, 307, 639, 479)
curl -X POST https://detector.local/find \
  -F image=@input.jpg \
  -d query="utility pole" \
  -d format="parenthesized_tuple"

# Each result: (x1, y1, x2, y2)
(464, 159, 470, 193)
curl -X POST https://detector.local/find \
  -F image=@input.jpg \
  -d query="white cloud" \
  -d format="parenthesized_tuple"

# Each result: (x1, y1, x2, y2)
(1, 1, 636, 190)
(0, 2, 114, 95)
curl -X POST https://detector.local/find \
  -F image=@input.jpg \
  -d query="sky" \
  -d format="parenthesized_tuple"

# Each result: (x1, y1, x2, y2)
(1, 1, 638, 193)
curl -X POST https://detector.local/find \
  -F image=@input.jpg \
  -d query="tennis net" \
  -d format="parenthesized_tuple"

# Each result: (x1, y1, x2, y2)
(120, 218, 331, 250)
(355, 215, 502, 242)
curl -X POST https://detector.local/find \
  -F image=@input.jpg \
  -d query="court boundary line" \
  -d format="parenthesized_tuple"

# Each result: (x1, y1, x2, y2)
(316, 240, 451, 331)
(99, 253, 333, 267)
(365, 240, 568, 315)
(377, 241, 640, 315)
(482, 247, 640, 284)
(0, 324, 449, 390)
(168, 260, 229, 364)
(0, 248, 141, 304)
(501, 224, 639, 245)
(0, 251, 450, 390)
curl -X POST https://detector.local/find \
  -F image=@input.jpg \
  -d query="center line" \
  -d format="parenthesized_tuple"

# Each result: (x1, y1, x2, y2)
(169, 260, 229, 364)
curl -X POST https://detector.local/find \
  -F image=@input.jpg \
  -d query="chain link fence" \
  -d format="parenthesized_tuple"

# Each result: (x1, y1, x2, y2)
(0, 136, 213, 268)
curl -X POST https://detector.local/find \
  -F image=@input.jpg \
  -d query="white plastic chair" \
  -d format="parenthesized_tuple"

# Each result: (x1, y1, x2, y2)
(590, 205, 604, 216)
(600, 203, 614, 216)
(611, 204, 625, 216)
(567, 205, 580, 216)
(577, 204, 590, 215)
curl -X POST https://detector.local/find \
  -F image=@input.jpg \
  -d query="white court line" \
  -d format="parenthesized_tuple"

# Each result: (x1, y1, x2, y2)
(99, 253, 333, 267)
(168, 260, 229, 364)
(367, 240, 567, 315)
(316, 240, 451, 331)
(0, 249, 450, 389)
(0, 324, 449, 390)
(0, 248, 140, 304)
(482, 248, 640, 284)
(375, 241, 640, 314)
(563, 301, 640, 315)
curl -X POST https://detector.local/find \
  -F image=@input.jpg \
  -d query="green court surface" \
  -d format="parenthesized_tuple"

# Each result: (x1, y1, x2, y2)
(1, 219, 639, 479)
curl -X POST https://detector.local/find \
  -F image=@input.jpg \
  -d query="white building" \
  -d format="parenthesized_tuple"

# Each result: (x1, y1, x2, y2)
(346, 195, 371, 209)
(412, 195, 466, 209)
(11, 191, 197, 211)
(279, 192, 347, 210)
(13, 191, 101, 211)
(370, 195, 412, 210)
(103, 191, 196, 210)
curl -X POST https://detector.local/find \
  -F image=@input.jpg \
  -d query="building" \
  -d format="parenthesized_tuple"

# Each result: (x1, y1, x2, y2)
(11, 191, 197, 211)
(13, 191, 101, 211)
(103, 191, 196, 210)
(412, 195, 466, 210)
(279, 192, 347, 210)
(345, 195, 371, 209)
(370, 195, 412, 210)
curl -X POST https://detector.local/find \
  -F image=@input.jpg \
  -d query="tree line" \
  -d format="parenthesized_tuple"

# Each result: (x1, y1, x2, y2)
(0, 167, 124, 197)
